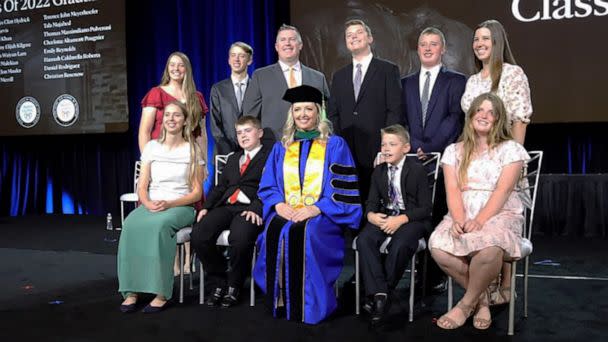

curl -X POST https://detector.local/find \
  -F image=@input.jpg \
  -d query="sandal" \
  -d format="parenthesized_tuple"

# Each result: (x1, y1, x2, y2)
(437, 301, 476, 329)
(473, 290, 492, 330)
(490, 286, 516, 306)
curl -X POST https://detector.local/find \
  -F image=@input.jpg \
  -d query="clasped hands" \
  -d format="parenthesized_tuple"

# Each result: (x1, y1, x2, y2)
(276, 202, 321, 222)
(196, 209, 263, 226)
(451, 218, 484, 237)
(144, 200, 172, 212)
(368, 212, 408, 235)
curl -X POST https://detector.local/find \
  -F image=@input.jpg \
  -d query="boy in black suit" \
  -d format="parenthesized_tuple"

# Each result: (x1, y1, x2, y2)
(356, 124, 432, 323)
(191, 115, 270, 308)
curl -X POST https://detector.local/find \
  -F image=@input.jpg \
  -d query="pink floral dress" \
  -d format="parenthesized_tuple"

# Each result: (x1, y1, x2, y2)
(461, 63, 532, 126)
(429, 140, 530, 258)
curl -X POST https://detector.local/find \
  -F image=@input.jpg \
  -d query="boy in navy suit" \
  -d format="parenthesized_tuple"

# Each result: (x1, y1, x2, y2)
(191, 115, 270, 308)
(357, 124, 432, 323)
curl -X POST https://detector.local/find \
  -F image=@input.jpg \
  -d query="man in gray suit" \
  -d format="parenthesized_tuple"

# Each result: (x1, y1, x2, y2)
(242, 24, 330, 140)
(210, 42, 253, 155)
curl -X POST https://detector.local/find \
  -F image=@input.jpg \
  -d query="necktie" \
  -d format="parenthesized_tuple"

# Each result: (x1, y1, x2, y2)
(289, 67, 297, 88)
(354, 63, 362, 100)
(388, 165, 400, 216)
(236, 82, 244, 112)
(421, 71, 431, 128)
(228, 153, 251, 204)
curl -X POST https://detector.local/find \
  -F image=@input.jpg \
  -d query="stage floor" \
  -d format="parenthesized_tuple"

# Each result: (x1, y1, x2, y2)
(1, 215, 606, 341)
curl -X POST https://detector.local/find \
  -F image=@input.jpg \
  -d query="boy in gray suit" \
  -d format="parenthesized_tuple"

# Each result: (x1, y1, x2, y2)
(210, 42, 253, 155)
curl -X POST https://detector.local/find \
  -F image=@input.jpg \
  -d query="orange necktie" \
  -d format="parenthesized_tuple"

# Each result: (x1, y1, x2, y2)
(289, 67, 297, 88)
(228, 153, 251, 204)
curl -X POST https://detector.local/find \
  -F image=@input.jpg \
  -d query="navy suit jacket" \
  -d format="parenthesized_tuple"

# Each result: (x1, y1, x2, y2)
(401, 67, 466, 154)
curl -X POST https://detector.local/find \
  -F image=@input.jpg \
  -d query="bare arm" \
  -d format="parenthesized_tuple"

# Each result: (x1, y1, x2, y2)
(511, 121, 528, 145)
(138, 107, 157, 153)
(443, 163, 466, 225)
(474, 161, 523, 225)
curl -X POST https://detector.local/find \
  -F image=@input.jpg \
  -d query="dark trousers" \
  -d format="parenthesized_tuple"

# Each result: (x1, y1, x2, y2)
(190, 204, 261, 289)
(357, 220, 427, 296)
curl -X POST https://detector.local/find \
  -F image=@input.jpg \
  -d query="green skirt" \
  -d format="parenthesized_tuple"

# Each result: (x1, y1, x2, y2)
(117, 205, 195, 299)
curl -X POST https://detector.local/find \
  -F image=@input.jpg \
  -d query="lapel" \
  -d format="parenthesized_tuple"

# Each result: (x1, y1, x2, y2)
(411, 71, 423, 127)
(301, 64, 309, 85)
(222, 78, 240, 113)
(356, 57, 378, 104)
(424, 66, 447, 126)
(379, 163, 390, 203)
(273, 63, 289, 91)
(400, 158, 410, 197)
(240, 145, 266, 178)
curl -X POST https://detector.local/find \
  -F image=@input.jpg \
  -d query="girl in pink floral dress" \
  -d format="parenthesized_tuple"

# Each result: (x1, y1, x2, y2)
(460, 19, 533, 307)
(429, 93, 529, 330)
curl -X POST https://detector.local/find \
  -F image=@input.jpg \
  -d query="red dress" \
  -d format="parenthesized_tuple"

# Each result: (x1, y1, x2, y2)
(141, 86, 209, 139)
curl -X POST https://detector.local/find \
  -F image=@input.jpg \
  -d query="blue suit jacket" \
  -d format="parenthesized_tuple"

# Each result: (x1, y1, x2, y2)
(401, 67, 466, 153)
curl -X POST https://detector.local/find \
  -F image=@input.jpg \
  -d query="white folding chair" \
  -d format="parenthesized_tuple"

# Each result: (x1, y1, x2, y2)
(446, 150, 543, 335)
(353, 152, 441, 322)
(119, 161, 141, 229)
(199, 153, 257, 307)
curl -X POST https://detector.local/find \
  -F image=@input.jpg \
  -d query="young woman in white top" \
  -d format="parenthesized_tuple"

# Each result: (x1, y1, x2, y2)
(117, 101, 204, 313)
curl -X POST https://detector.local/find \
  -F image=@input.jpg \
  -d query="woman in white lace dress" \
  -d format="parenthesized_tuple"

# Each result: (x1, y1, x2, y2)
(460, 19, 533, 305)
(429, 93, 529, 330)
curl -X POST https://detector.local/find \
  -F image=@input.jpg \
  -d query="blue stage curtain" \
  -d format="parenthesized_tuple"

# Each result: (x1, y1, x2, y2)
(0, 0, 288, 217)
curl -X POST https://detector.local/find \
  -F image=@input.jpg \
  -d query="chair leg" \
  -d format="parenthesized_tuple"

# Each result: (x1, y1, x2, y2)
(199, 260, 205, 304)
(447, 277, 453, 310)
(421, 251, 428, 308)
(120, 201, 125, 228)
(189, 253, 194, 290)
(250, 246, 256, 307)
(409, 253, 416, 322)
(508, 261, 517, 336)
(179, 244, 185, 304)
(524, 256, 529, 318)
(355, 249, 360, 315)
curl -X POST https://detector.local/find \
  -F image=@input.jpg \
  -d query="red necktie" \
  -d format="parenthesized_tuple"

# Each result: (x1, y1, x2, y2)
(228, 153, 251, 204)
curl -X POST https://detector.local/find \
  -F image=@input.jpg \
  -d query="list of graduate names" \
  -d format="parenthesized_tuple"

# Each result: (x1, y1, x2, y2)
(0, 5, 110, 83)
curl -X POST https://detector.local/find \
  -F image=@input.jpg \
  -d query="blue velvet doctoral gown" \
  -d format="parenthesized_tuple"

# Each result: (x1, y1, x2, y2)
(253, 135, 362, 324)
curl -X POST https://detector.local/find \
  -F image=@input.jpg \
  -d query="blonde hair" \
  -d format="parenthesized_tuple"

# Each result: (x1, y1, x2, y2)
(457, 93, 512, 186)
(158, 100, 203, 187)
(159, 51, 208, 173)
(381, 124, 410, 144)
(474, 20, 517, 92)
(281, 103, 332, 147)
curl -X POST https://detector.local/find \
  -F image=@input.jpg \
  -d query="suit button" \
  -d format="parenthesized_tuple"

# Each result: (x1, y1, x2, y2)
(353, 111, 358, 116)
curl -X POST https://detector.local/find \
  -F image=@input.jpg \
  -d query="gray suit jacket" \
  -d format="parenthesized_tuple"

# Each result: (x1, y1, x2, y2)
(209, 77, 248, 155)
(242, 62, 330, 140)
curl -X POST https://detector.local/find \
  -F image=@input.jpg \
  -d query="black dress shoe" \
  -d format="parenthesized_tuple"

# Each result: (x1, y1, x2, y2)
(362, 296, 374, 315)
(220, 286, 240, 308)
(206, 287, 225, 307)
(119, 303, 137, 313)
(370, 294, 391, 324)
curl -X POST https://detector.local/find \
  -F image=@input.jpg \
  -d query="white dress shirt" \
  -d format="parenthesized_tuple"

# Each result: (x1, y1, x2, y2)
(234, 144, 263, 204)
(231, 74, 249, 102)
(352, 53, 374, 83)
(386, 155, 406, 211)
(419, 64, 442, 100)
(278, 60, 302, 87)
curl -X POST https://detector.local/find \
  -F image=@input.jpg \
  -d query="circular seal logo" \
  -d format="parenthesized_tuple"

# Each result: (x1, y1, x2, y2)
(16, 96, 41, 128)
(52, 94, 79, 127)
(304, 195, 316, 206)
(288, 195, 299, 207)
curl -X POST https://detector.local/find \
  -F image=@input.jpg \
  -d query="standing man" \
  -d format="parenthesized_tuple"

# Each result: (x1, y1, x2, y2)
(242, 24, 329, 141)
(401, 27, 466, 159)
(401, 27, 466, 294)
(327, 19, 403, 202)
(209, 42, 253, 156)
